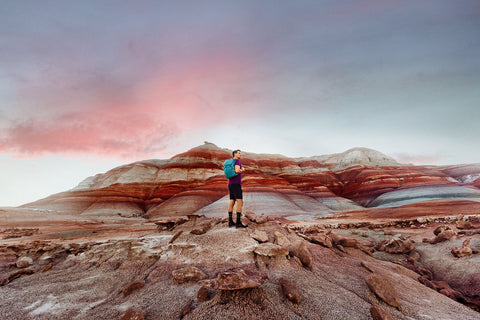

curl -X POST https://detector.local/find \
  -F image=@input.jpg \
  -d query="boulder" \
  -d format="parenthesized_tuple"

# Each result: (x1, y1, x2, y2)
(155, 216, 189, 231)
(310, 234, 333, 248)
(254, 243, 289, 257)
(172, 266, 208, 284)
(456, 220, 473, 230)
(330, 233, 358, 248)
(366, 274, 400, 308)
(198, 269, 267, 291)
(122, 280, 145, 296)
(424, 229, 456, 244)
(197, 287, 210, 302)
(0, 268, 34, 286)
(118, 307, 146, 320)
(330, 233, 374, 255)
(376, 237, 415, 254)
(289, 240, 313, 268)
(416, 217, 427, 224)
(433, 225, 451, 236)
(370, 304, 395, 320)
(274, 231, 291, 248)
(279, 277, 301, 304)
(190, 219, 217, 235)
(250, 230, 269, 243)
(451, 238, 473, 258)
(245, 211, 268, 224)
(339, 238, 359, 248)
(16, 256, 33, 268)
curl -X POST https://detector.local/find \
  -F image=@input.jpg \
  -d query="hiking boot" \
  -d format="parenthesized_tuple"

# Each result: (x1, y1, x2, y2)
(236, 212, 247, 228)
(228, 212, 235, 227)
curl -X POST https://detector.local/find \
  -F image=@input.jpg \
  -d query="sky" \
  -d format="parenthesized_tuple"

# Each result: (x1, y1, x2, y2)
(1, 1, 480, 206)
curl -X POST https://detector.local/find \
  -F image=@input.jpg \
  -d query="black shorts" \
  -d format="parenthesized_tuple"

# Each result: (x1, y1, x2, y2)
(228, 183, 243, 200)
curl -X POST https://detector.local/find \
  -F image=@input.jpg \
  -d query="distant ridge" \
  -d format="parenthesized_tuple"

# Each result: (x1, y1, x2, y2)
(299, 147, 400, 171)
(18, 142, 480, 221)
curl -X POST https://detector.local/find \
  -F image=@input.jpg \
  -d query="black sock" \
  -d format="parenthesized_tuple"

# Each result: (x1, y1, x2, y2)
(236, 212, 247, 227)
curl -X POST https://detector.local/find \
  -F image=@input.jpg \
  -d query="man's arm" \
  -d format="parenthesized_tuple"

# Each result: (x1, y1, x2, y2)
(235, 165, 245, 173)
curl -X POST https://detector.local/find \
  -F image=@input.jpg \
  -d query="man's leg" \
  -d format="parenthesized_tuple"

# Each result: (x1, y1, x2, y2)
(235, 199, 247, 228)
(228, 199, 235, 227)
(236, 199, 243, 213)
(228, 199, 235, 212)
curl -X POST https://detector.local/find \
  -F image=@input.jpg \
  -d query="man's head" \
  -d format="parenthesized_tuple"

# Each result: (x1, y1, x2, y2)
(232, 149, 241, 159)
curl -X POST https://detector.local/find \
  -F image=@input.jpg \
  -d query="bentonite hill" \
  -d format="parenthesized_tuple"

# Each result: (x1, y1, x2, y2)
(1, 142, 480, 320)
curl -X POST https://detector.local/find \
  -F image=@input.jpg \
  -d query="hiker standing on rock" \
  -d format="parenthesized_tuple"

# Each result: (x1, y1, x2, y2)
(225, 149, 248, 228)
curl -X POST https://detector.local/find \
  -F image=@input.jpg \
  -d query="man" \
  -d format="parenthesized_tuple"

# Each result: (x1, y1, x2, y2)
(228, 149, 247, 228)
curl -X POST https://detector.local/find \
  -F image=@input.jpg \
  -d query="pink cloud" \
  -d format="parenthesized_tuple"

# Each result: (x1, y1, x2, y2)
(392, 153, 442, 165)
(0, 112, 177, 159)
(0, 51, 261, 159)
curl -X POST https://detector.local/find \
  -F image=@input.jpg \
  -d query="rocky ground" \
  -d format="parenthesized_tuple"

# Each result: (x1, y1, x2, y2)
(1, 207, 480, 320)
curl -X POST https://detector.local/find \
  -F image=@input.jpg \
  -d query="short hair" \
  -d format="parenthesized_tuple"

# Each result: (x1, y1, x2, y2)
(232, 149, 240, 157)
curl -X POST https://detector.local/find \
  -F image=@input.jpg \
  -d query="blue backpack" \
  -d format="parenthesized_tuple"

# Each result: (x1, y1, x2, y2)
(223, 158, 238, 179)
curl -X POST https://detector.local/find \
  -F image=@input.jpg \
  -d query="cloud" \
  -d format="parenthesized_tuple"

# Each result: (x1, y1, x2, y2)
(391, 153, 442, 165)
(0, 112, 177, 159)
(1, 1, 479, 164)
(0, 44, 261, 159)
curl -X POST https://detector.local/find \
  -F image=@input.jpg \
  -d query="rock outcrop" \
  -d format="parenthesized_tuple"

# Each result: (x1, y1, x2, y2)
(289, 240, 313, 268)
(424, 229, 456, 244)
(279, 277, 302, 304)
(249, 230, 269, 243)
(15, 256, 33, 268)
(118, 308, 146, 320)
(19, 142, 480, 221)
(451, 238, 474, 258)
(172, 266, 208, 284)
(366, 273, 400, 308)
(253, 243, 289, 257)
(457, 220, 474, 229)
(370, 304, 395, 320)
(1, 210, 480, 319)
(122, 280, 145, 296)
(375, 237, 415, 254)
(198, 268, 267, 291)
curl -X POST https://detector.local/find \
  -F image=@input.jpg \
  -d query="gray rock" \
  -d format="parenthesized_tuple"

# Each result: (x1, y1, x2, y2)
(254, 243, 289, 257)
(198, 268, 267, 290)
(172, 266, 208, 284)
(250, 230, 269, 243)
(16, 256, 33, 268)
